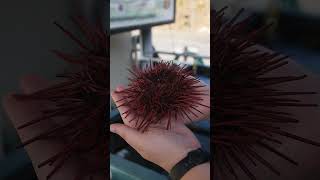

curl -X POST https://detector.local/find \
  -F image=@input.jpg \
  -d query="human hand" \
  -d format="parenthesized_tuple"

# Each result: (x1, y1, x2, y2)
(212, 47, 320, 180)
(2, 75, 104, 180)
(250, 48, 320, 180)
(111, 85, 202, 172)
(113, 80, 210, 126)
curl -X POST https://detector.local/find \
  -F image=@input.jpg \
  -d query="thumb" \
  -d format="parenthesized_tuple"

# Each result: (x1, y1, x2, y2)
(110, 123, 143, 148)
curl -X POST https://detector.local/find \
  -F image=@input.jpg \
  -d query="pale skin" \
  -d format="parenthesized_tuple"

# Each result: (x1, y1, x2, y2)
(2, 75, 211, 180)
(213, 47, 320, 180)
(110, 82, 211, 180)
(2, 75, 105, 180)
(109, 47, 318, 180)
(2, 47, 320, 179)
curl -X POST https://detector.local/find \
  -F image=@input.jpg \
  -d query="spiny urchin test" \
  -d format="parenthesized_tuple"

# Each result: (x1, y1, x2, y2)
(14, 17, 108, 180)
(212, 7, 320, 180)
(115, 61, 209, 132)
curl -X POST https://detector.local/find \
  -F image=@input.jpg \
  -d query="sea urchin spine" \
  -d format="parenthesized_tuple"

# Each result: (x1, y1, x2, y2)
(212, 7, 320, 180)
(14, 17, 109, 180)
(115, 60, 209, 132)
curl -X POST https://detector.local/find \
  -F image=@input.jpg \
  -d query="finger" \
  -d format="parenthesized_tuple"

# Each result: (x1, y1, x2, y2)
(3, 93, 45, 129)
(20, 75, 69, 127)
(110, 123, 144, 149)
(111, 85, 136, 127)
(111, 85, 129, 113)
(20, 74, 50, 94)
(116, 85, 125, 92)
(8, 75, 57, 128)
(2, 94, 79, 179)
(112, 85, 181, 129)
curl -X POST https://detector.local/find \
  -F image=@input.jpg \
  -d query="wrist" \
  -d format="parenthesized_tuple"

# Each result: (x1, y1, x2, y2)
(181, 163, 210, 180)
(162, 147, 198, 172)
(169, 148, 210, 180)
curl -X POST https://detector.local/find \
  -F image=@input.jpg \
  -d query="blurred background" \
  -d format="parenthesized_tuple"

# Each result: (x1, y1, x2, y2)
(214, 0, 320, 74)
(0, 0, 106, 179)
(110, 0, 210, 179)
(213, 1, 320, 180)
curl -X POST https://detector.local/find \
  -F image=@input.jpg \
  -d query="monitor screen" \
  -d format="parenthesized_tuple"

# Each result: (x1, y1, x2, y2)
(110, 0, 175, 33)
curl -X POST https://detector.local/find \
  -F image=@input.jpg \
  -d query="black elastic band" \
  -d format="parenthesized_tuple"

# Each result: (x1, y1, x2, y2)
(169, 148, 210, 180)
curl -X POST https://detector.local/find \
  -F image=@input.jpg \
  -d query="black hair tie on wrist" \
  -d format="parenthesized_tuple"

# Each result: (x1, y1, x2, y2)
(169, 148, 210, 180)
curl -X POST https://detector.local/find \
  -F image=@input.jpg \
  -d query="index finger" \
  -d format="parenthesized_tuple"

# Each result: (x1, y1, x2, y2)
(111, 85, 137, 127)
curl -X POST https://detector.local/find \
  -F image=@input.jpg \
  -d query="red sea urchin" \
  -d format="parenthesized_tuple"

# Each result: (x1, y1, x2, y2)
(115, 61, 209, 132)
(14, 17, 108, 180)
(212, 7, 320, 180)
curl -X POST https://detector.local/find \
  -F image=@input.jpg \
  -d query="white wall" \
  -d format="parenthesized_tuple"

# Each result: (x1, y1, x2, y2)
(110, 32, 133, 91)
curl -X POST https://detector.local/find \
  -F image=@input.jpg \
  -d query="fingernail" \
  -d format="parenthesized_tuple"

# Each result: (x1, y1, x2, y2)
(110, 125, 116, 133)
(116, 85, 124, 92)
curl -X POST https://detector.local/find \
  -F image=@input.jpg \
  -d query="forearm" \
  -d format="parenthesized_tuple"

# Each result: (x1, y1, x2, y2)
(181, 163, 210, 180)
